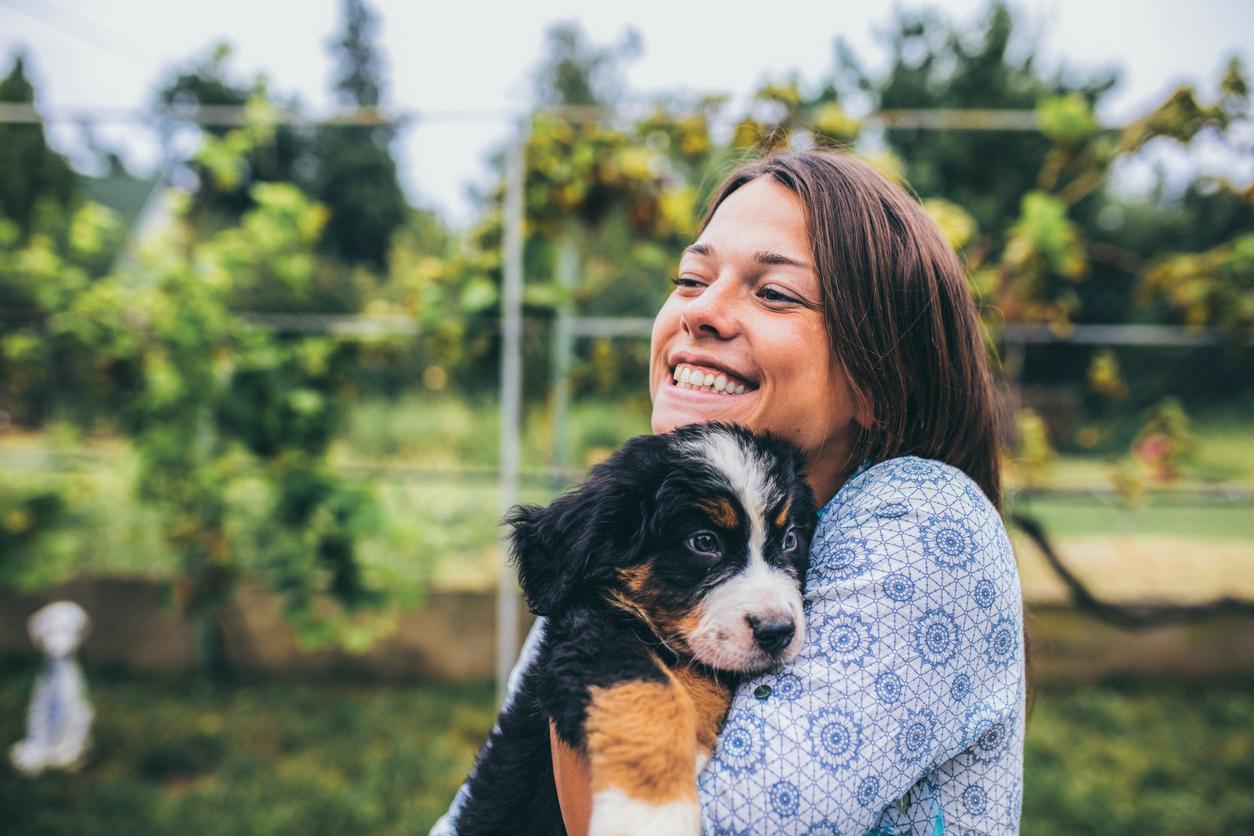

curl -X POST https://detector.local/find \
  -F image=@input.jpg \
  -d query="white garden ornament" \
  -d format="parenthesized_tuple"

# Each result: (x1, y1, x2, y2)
(9, 600, 94, 776)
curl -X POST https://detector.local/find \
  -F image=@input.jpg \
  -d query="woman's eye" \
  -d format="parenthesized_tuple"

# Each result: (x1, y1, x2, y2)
(687, 531, 721, 556)
(758, 285, 798, 304)
(782, 528, 798, 552)
(671, 275, 703, 289)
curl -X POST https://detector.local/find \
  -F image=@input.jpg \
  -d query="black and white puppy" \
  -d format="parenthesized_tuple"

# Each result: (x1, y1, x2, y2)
(455, 422, 816, 836)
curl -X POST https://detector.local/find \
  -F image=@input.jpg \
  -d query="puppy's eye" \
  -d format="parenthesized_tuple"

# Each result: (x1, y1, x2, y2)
(782, 528, 799, 553)
(687, 531, 721, 556)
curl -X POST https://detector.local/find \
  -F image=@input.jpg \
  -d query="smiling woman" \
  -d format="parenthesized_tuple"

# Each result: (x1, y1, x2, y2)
(433, 150, 1024, 836)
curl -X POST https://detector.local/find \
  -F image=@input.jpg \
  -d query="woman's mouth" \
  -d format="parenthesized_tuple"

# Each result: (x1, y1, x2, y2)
(670, 363, 758, 395)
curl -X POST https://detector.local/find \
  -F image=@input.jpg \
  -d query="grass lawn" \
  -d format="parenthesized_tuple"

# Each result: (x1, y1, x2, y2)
(0, 663, 1250, 835)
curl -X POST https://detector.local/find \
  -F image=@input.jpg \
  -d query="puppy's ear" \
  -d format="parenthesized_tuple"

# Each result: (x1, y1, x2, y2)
(503, 490, 615, 616)
(505, 437, 661, 616)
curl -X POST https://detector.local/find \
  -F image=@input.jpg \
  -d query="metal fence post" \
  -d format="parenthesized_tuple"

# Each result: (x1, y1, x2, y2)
(550, 231, 578, 472)
(496, 126, 526, 705)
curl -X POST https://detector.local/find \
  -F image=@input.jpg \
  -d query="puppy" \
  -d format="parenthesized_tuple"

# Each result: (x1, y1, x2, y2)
(455, 422, 816, 836)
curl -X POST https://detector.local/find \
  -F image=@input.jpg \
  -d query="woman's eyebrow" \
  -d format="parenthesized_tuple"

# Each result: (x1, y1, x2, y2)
(683, 243, 814, 272)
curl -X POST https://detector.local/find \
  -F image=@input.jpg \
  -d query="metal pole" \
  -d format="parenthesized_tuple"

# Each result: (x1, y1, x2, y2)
(496, 126, 526, 705)
(550, 231, 578, 472)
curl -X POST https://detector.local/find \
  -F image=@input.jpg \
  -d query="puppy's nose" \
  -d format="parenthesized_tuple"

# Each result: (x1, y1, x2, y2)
(747, 615, 795, 654)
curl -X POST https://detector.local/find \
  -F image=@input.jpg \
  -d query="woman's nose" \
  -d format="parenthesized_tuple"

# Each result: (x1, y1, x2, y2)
(681, 277, 740, 339)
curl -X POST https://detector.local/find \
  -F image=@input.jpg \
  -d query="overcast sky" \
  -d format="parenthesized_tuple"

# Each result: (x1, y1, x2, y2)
(2, 0, 1250, 225)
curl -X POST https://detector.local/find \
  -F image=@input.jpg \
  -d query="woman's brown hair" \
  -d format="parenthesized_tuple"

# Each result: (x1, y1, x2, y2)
(699, 150, 1003, 508)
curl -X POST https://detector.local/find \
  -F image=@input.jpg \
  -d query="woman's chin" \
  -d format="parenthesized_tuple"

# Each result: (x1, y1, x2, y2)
(651, 378, 758, 433)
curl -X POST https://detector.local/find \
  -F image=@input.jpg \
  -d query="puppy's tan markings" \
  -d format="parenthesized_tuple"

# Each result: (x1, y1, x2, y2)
(670, 666, 732, 755)
(699, 497, 739, 530)
(617, 565, 652, 596)
(775, 495, 793, 529)
(584, 676, 698, 803)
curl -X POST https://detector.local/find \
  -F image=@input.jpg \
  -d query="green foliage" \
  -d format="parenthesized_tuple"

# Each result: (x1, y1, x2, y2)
(1, 111, 402, 664)
(0, 199, 128, 427)
(1142, 233, 1254, 335)
(0, 54, 78, 239)
(1036, 93, 1101, 147)
(1005, 408, 1055, 490)
(0, 665, 499, 835)
(832, 2, 1116, 236)
(1001, 191, 1088, 322)
(157, 45, 314, 233)
(0, 482, 70, 590)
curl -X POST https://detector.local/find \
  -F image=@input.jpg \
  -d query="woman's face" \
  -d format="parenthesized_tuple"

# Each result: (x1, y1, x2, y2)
(649, 176, 863, 503)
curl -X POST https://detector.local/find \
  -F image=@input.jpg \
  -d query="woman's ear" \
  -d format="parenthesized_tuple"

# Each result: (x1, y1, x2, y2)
(851, 383, 876, 430)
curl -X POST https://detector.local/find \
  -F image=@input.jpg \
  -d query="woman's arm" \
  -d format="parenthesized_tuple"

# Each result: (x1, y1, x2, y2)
(550, 721, 592, 836)
(697, 458, 1025, 834)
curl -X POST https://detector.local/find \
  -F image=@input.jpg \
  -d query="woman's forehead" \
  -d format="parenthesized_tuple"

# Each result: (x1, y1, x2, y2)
(690, 178, 811, 262)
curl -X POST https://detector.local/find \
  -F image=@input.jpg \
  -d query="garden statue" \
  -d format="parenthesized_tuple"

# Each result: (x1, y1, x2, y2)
(9, 600, 94, 776)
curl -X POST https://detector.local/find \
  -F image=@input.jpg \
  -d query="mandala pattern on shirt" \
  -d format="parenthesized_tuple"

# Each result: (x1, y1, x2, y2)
(856, 775, 881, 807)
(962, 704, 1015, 764)
(973, 578, 997, 609)
(895, 708, 938, 766)
(950, 673, 972, 703)
(773, 672, 803, 701)
(983, 615, 1020, 669)
(882, 572, 916, 603)
(813, 534, 872, 582)
(920, 514, 977, 570)
(961, 784, 988, 816)
(769, 780, 800, 818)
(875, 671, 904, 706)
(714, 710, 767, 775)
(807, 706, 864, 773)
(815, 610, 878, 668)
(913, 607, 962, 668)
(887, 458, 948, 487)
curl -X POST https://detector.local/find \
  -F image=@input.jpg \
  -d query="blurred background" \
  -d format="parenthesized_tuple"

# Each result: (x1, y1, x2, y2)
(1, 0, 1251, 833)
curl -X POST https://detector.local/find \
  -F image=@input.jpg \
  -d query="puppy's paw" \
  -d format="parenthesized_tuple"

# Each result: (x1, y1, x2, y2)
(588, 788, 700, 836)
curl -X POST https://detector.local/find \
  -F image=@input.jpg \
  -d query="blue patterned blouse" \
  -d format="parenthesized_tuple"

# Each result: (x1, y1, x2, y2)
(432, 456, 1025, 836)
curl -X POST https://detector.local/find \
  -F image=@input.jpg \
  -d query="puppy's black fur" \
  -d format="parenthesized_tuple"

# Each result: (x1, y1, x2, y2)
(454, 423, 816, 835)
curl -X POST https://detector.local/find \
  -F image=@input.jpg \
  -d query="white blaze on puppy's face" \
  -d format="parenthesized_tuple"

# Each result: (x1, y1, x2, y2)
(682, 430, 806, 672)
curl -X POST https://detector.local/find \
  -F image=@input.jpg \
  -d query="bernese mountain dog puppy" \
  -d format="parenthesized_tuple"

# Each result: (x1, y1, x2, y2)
(455, 422, 816, 836)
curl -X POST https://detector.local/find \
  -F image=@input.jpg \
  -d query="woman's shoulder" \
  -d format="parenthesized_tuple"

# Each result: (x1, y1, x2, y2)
(820, 455, 997, 524)
(813, 455, 1014, 578)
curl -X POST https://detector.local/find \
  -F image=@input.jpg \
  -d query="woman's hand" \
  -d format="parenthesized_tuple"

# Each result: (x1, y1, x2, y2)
(550, 720, 592, 836)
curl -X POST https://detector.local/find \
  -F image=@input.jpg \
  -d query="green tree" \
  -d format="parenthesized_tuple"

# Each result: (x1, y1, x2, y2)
(0, 53, 77, 239)
(310, 0, 407, 270)
(532, 21, 641, 108)
(832, 2, 1116, 237)
(157, 44, 314, 230)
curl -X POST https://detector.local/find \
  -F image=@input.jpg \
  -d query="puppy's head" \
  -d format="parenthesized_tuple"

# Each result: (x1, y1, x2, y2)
(507, 422, 815, 673)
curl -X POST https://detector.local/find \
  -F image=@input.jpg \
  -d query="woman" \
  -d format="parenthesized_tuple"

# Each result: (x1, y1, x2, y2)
(437, 150, 1025, 835)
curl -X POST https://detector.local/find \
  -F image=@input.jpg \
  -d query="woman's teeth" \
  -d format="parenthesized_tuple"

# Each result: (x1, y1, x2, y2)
(671, 363, 750, 394)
